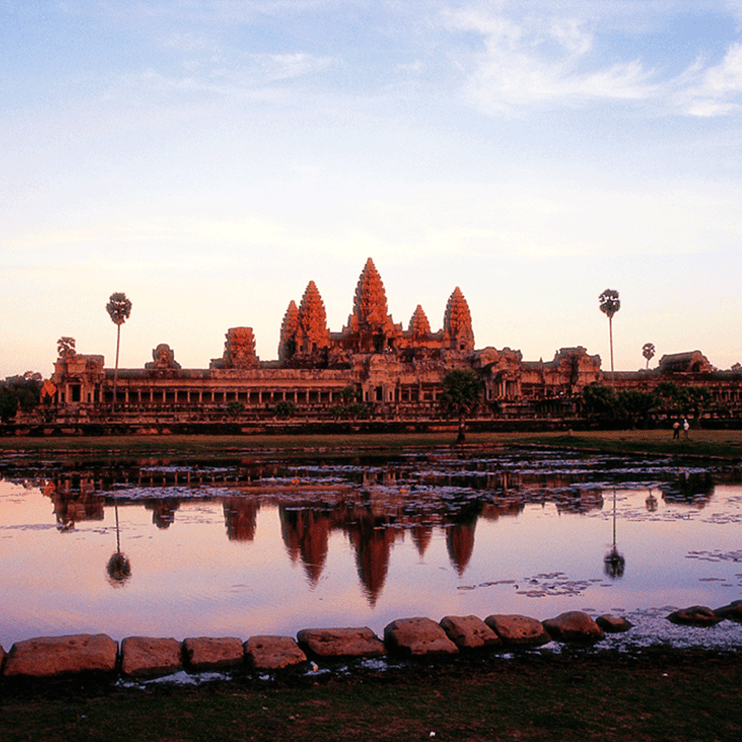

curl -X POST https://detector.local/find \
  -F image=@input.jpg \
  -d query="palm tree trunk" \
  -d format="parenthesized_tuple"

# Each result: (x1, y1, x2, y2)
(112, 323, 121, 413)
(609, 317, 615, 388)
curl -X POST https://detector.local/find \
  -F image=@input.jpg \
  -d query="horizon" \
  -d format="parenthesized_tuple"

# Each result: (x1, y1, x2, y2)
(2, 2, 741, 378)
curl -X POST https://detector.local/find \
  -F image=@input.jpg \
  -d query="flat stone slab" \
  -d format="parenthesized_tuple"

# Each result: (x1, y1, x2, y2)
(297, 627, 385, 659)
(121, 636, 183, 678)
(4, 634, 118, 678)
(542, 611, 604, 643)
(183, 637, 244, 670)
(484, 615, 551, 647)
(384, 617, 458, 656)
(714, 600, 742, 622)
(244, 636, 307, 670)
(667, 606, 721, 627)
(596, 615, 633, 633)
(439, 615, 501, 650)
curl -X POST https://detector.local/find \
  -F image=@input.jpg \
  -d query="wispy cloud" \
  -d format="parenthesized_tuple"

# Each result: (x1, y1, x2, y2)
(678, 42, 742, 116)
(443, 3, 742, 116)
(444, 7, 658, 112)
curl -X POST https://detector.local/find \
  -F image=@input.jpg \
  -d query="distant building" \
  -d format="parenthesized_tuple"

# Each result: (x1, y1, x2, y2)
(39, 258, 742, 429)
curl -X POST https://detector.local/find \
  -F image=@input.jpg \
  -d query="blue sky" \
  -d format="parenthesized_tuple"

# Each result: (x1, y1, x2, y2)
(2, 0, 741, 377)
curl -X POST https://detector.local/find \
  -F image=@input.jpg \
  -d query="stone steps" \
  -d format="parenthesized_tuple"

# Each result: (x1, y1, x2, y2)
(0, 605, 734, 682)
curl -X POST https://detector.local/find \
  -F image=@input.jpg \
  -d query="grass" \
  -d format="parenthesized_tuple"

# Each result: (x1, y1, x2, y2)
(1, 429, 741, 461)
(1, 651, 741, 741)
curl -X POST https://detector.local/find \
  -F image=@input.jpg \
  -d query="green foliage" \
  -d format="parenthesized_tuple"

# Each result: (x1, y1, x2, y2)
(106, 292, 132, 326)
(440, 369, 482, 418)
(0, 374, 42, 422)
(582, 384, 618, 418)
(616, 390, 655, 426)
(274, 400, 296, 418)
(57, 336, 76, 358)
(642, 342, 655, 367)
(226, 401, 245, 418)
(598, 289, 620, 318)
(339, 386, 360, 403)
(328, 401, 367, 419)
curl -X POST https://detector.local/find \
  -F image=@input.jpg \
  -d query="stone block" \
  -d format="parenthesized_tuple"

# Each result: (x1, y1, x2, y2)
(439, 615, 501, 650)
(596, 615, 633, 633)
(383, 617, 458, 657)
(542, 611, 604, 643)
(666, 606, 721, 627)
(121, 636, 183, 678)
(3, 634, 118, 678)
(183, 637, 244, 671)
(484, 614, 551, 647)
(244, 636, 306, 670)
(297, 627, 385, 659)
(713, 600, 742, 622)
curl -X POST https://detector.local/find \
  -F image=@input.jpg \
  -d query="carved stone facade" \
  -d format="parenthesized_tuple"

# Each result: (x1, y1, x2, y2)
(43, 259, 742, 425)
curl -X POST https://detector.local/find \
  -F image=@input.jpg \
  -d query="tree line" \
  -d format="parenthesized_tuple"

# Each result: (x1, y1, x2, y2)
(582, 381, 713, 427)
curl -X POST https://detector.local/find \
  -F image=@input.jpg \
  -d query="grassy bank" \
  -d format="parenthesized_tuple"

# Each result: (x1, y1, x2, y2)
(1, 429, 741, 460)
(1, 651, 741, 741)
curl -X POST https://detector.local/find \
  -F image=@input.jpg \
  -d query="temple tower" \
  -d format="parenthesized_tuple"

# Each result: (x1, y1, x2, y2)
(278, 300, 299, 361)
(408, 304, 431, 339)
(443, 287, 474, 351)
(346, 258, 400, 352)
(211, 327, 259, 369)
(296, 281, 329, 354)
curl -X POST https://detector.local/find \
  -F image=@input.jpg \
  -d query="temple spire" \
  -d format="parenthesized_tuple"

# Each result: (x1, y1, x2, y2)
(408, 305, 431, 337)
(296, 281, 329, 353)
(278, 300, 299, 361)
(352, 257, 388, 330)
(443, 286, 474, 351)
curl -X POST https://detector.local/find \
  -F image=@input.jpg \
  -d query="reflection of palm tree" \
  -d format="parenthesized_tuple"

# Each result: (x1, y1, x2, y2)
(645, 487, 658, 512)
(604, 488, 625, 579)
(106, 497, 131, 587)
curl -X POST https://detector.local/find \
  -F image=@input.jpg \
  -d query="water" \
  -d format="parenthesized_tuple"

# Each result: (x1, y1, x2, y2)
(1, 446, 741, 650)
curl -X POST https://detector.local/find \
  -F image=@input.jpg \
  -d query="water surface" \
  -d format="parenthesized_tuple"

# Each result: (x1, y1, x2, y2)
(2, 446, 741, 649)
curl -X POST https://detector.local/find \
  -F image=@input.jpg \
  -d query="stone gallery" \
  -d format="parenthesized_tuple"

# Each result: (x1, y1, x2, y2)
(43, 258, 741, 427)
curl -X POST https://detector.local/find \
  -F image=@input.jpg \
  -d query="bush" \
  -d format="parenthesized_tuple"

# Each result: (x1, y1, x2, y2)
(0, 375, 41, 422)
(274, 400, 296, 418)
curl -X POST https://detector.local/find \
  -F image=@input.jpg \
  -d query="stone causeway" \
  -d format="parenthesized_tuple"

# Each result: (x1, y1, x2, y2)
(1, 604, 740, 683)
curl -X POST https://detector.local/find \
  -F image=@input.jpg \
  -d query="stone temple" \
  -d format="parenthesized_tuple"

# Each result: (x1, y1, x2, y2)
(41, 258, 741, 429)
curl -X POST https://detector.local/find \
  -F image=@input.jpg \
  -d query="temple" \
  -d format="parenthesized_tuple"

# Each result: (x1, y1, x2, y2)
(39, 258, 742, 430)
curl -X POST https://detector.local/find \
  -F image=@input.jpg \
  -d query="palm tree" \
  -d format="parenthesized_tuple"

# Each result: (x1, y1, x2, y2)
(440, 368, 483, 445)
(599, 289, 620, 387)
(642, 342, 655, 369)
(106, 292, 132, 413)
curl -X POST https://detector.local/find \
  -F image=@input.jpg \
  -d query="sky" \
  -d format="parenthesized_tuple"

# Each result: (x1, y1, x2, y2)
(2, 0, 742, 379)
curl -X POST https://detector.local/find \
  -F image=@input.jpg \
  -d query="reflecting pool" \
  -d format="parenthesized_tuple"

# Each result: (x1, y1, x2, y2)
(2, 446, 742, 649)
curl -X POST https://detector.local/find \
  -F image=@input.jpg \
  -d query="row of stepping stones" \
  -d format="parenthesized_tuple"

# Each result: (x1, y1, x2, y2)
(1, 603, 739, 681)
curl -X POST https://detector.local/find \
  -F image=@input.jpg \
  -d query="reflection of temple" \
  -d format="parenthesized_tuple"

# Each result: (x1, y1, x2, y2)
(280, 506, 331, 584)
(223, 498, 259, 541)
(446, 522, 476, 576)
(145, 499, 180, 529)
(42, 478, 105, 529)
